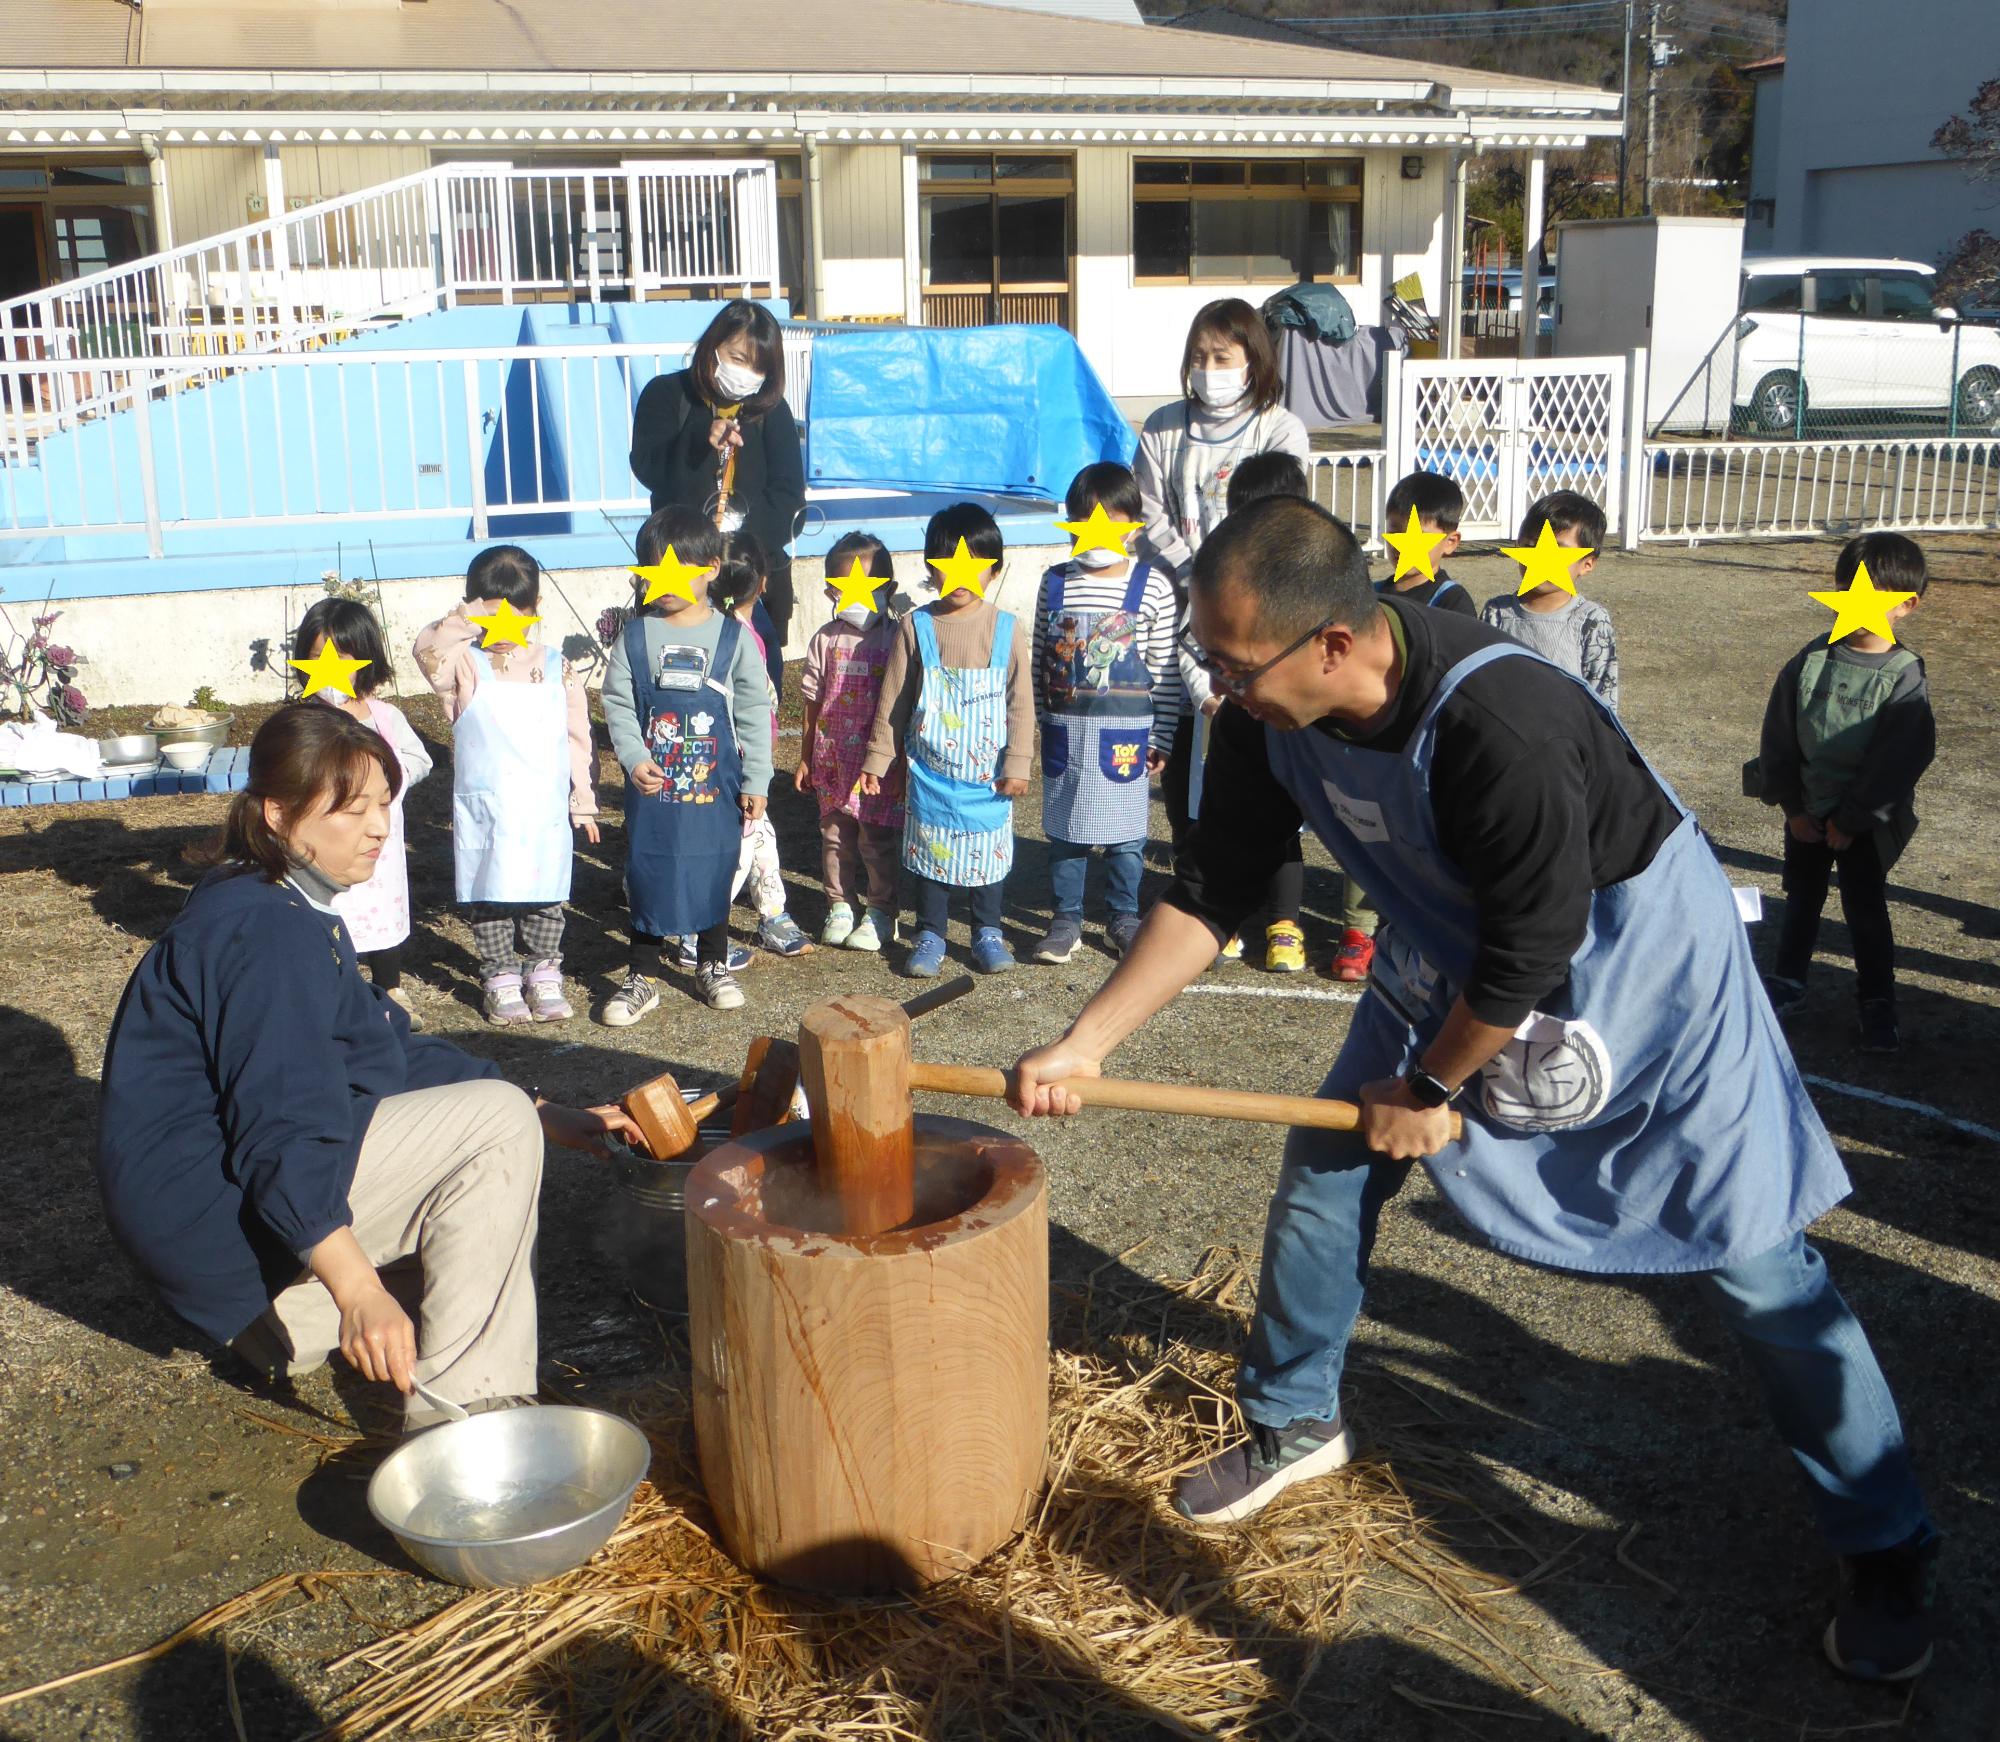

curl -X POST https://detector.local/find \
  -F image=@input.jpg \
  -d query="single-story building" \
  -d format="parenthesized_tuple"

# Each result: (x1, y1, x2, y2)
(1, 0, 1621, 399)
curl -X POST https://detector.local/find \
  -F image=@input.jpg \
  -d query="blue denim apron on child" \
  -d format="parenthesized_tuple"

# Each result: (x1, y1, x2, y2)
(1039, 562, 1158, 846)
(902, 606, 1016, 887)
(1266, 642, 1851, 1274)
(451, 645, 573, 904)
(621, 614, 744, 937)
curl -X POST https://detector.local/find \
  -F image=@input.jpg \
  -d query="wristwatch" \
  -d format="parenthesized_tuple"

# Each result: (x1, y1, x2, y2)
(1402, 1065, 1462, 1109)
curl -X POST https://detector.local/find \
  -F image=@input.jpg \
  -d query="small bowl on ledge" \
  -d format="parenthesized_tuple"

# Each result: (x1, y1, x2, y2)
(159, 742, 212, 772)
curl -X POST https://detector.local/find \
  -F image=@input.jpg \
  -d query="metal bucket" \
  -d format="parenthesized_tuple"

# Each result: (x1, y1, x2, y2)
(604, 1087, 734, 1314)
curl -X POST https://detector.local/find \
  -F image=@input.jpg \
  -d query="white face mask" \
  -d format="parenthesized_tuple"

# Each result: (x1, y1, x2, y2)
(1073, 544, 1129, 571)
(1190, 366, 1248, 410)
(713, 359, 765, 402)
(837, 603, 876, 627)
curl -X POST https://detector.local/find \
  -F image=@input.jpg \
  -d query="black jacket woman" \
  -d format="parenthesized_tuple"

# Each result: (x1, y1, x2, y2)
(630, 299, 805, 685)
(96, 705, 641, 1430)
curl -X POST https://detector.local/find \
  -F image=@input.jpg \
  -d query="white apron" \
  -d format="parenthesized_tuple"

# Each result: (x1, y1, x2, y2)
(451, 646, 574, 904)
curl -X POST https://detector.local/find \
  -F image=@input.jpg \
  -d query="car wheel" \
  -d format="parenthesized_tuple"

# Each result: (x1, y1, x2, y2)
(1955, 366, 2000, 429)
(1751, 371, 1805, 434)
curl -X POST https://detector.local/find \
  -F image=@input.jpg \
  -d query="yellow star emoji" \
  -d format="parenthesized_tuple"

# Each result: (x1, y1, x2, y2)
(288, 644, 372, 699)
(1501, 521, 1590, 598)
(829, 557, 888, 616)
(1809, 561, 1916, 646)
(1383, 506, 1448, 583)
(931, 537, 996, 601)
(1054, 502, 1142, 561)
(629, 546, 710, 608)
(466, 597, 542, 648)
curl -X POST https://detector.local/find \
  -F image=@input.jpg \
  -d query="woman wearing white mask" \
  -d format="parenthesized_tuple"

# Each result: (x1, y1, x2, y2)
(1135, 299, 1310, 898)
(630, 300, 806, 686)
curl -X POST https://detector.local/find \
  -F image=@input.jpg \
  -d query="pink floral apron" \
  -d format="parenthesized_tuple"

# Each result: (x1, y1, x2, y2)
(331, 697, 416, 952)
(813, 622, 905, 830)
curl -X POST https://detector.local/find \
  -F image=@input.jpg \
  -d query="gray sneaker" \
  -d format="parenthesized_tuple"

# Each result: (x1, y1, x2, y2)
(697, 962, 745, 1011)
(1033, 915, 1083, 964)
(1172, 1412, 1353, 1525)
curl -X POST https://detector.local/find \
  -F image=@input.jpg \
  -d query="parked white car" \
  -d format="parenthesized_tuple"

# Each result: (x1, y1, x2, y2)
(1733, 257, 2000, 432)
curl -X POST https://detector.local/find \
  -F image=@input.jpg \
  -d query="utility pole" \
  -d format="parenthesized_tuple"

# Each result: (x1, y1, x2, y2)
(1618, 0, 1633, 216)
(1643, 0, 1665, 217)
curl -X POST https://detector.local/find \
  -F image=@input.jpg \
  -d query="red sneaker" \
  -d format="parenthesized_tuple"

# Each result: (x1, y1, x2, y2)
(1328, 928, 1374, 982)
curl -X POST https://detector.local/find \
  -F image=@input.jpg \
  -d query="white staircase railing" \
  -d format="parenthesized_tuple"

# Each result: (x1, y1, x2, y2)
(0, 159, 782, 465)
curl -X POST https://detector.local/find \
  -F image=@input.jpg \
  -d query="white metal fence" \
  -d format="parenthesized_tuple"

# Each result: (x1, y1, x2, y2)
(0, 336, 820, 555)
(0, 160, 782, 464)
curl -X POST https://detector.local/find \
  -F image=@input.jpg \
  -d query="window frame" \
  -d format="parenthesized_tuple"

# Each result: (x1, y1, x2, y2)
(1130, 154, 1365, 289)
(917, 152, 1075, 298)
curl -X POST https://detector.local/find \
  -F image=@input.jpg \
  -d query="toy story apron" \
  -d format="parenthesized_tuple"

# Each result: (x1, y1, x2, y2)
(622, 615, 745, 936)
(1266, 641, 1850, 1275)
(902, 606, 1015, 888)
(1039, 563, 1158, 845)
(812, 619, 905, 830)
(451, 647, 572, 904)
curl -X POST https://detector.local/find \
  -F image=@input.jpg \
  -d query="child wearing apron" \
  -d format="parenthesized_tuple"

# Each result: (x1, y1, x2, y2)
(413, 546, 598, 1027)
(798, 530, 906, 954)
(1031, 465, 1180, 964)
(860, 506, 1032, 979)
(597, 509, 773, 1019)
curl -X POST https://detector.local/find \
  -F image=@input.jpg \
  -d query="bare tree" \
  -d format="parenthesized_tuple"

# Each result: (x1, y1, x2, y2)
(1933, 77, 2000, 303)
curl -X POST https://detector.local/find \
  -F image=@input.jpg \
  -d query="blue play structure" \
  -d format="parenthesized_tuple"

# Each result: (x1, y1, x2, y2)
(1, 304, 1129, 601)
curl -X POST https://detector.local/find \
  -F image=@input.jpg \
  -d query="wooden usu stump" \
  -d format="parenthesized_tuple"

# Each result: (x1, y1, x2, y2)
(684, 1115, 1048, 1594)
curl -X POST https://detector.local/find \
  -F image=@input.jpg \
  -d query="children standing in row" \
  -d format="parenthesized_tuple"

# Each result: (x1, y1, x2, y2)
(861, 503, 1033, 979)
(798, 531, 906, 953)
(292, 597, 433, 1026)
(415, 545, 597, 1025)
(1758, 532, 1936, 1055)
(599, 506, 772, 1018)
(1480, 491, 1620, 711)
(1031, 462, 1179, 964)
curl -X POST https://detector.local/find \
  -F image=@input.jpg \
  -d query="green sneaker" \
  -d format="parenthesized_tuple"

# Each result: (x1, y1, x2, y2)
(821, 902, 857, 948)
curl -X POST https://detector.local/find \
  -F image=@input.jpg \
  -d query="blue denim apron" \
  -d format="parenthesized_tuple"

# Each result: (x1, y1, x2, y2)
(1039, 562, 1157, 845)
(1266, 643, 1850, 1274)
(903, 605, 1016, 888)
(621, 614, 744, 937)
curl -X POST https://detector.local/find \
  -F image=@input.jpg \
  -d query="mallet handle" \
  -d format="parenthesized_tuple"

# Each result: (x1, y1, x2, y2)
(686, 1082, 743, 1127)
(900, 977, 976, 1022)
(907, 1063, 1464, 1140)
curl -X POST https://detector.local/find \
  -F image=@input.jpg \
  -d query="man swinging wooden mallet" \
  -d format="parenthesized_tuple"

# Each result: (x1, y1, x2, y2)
(1010, 497, 1938, 1685)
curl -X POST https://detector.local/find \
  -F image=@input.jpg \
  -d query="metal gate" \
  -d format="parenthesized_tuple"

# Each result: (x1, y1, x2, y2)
(1384, 354, 1632, 541)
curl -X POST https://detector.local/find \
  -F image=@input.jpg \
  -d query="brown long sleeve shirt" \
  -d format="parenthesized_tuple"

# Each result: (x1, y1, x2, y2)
(861, 597, 1035, 784)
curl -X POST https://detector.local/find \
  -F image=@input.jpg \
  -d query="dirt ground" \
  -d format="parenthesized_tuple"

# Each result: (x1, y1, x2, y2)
(0, 531, 1995, 1741)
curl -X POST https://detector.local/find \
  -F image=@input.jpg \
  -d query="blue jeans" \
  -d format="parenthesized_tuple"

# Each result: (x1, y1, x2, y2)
(1047, 835, 1145, 920)
(1241, 1116, 1931, 1557)
(914, 875, 1003, 937)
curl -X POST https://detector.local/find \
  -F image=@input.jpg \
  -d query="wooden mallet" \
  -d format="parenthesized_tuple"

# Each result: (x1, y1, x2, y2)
(734, 977, 976, 1139)
(797, 998, 1465, 1238)
(623, 1069, 743, 1163)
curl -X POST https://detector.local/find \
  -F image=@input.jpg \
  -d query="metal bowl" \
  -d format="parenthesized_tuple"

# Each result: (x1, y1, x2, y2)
(98, 732, 158, 766)
(163, 712, 231, 750)
(366, 1406, 651, 1588)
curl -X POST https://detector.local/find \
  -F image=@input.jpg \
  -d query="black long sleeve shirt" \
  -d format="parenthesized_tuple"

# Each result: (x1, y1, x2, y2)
(629, 369, 807, 582)
(1757, 635, 1935, 838)
(1164, 597, 1682, 1026)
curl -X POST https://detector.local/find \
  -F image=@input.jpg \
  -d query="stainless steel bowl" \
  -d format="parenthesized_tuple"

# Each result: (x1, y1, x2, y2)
(98, 732, 158, 766)
(164, 713, 231, 750)
(366, 1406, 650, 1588)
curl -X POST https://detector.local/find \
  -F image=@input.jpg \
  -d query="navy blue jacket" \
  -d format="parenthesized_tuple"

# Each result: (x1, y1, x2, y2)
(96, 867, 499, 1345)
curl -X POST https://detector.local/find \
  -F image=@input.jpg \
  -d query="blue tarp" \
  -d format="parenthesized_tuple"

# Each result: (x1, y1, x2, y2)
(804, 325, 1136, 499)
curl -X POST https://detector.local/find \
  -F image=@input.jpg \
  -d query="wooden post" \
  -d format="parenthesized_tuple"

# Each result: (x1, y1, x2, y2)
(686, 1116, 1048, 1594)
(797, 995, 914, 1236)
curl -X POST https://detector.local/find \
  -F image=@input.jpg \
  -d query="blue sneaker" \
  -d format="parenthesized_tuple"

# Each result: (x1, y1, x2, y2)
(674, 936, 753, 974)
(970, 926, 1015, 974)
(904, 928, 948, 978)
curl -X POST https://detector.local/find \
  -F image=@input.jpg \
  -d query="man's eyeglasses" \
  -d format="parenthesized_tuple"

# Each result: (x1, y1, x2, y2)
(1177, 615, 1338, 697)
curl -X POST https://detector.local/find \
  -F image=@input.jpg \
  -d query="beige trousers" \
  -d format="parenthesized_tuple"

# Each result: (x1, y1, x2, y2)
(231, 1078, 543, 1430)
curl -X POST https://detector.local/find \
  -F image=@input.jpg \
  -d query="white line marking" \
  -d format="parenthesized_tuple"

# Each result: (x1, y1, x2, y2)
(1185, 983, 1364, 1004)
(1801, 1075, 2000, 1147)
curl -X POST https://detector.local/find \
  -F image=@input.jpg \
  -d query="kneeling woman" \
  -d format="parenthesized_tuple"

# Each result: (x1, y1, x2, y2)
(97, 705, 638, 1430)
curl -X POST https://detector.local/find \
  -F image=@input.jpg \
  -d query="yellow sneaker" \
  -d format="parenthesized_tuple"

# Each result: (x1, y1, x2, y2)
(1219, 934, 1244, 963)
(1265, 921, 1306, 974)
